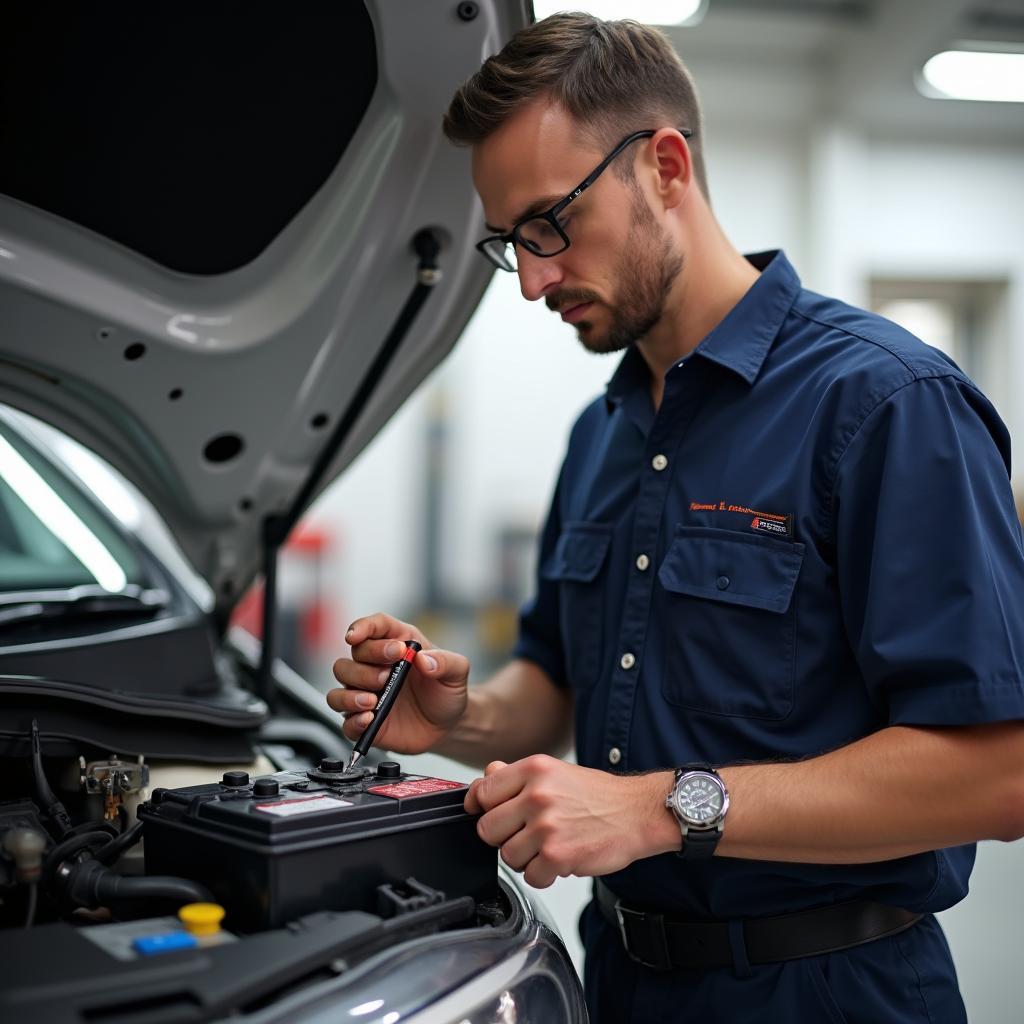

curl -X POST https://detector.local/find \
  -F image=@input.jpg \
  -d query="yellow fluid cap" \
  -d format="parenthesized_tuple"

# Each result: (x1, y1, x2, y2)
(178, 902, 225, 935)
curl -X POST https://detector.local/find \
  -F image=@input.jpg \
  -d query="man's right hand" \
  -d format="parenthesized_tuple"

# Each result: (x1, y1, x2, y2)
(326, 612, 470, 755)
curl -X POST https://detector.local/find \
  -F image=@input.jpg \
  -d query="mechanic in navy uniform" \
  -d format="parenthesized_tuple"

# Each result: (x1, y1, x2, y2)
(328, 14, 1024, 1023)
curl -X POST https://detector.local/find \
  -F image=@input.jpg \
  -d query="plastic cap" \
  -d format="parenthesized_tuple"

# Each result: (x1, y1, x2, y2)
(178, 902, 225, 935)
(133, 931, 198, 956)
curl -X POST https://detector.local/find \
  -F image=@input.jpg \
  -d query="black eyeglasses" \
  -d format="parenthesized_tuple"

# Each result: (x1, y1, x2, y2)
(476, 127, 693, 272)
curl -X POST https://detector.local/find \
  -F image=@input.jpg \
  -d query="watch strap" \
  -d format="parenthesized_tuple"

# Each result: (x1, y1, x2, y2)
(680, 824, 722, 860)
(674, 763, 712, 782)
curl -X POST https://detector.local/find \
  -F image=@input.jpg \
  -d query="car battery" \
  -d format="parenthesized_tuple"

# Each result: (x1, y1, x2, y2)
(138, 759, 497, 932)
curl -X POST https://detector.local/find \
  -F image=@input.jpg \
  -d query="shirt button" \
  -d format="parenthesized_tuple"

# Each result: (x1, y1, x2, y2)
(635, 553, 650, 571)
(620, 652, 636, 670)
(651, 454, 668, 472)
(608, 747, 622, 766)
(717, 575, 730, 590)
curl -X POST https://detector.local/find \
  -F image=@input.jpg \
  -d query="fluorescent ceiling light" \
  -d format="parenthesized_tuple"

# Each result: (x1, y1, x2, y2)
(0, 432, 127, 592)
(921, 49, 1024, 103)
(533, 1, 705, 26)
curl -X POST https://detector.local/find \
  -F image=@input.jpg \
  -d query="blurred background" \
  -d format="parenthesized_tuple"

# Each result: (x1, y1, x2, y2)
(234, 1, 1024, 1017)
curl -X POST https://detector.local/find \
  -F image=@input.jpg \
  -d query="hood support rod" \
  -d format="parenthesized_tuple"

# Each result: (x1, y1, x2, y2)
(255, 230, 443, 709)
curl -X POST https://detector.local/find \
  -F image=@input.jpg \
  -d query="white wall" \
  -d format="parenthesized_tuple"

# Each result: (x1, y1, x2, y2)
(863, 141, 1024, 442)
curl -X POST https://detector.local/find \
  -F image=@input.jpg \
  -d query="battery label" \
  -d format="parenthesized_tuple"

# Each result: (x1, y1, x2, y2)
(255, 795, 352, 816)
(367, 778, 464, 799)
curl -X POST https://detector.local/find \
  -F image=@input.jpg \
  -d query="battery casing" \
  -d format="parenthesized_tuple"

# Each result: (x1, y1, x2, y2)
(138, 769, 497, 931)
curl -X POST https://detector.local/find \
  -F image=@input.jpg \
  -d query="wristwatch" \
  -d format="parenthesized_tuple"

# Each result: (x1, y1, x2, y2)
(665, 764, 729, 859)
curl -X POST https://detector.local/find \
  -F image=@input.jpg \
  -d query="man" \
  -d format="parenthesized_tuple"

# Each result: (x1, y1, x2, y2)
(328, 14, 1024, 1022)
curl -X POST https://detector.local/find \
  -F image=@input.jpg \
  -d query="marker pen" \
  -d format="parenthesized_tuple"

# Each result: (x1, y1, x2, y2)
(345, 640, 422, 772)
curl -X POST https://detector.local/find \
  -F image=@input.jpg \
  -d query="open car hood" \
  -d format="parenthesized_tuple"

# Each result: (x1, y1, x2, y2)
(0, 1, 528, 616)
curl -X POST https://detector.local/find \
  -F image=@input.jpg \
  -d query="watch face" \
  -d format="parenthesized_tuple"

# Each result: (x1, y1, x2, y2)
(675, 773, 725, 825)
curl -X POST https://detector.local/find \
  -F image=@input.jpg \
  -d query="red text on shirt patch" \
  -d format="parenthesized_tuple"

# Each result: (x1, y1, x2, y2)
(689, 501, 794, 538)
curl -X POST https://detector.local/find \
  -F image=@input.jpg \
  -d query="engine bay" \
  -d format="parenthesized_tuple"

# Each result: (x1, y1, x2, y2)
(0, 723, 506, 1023)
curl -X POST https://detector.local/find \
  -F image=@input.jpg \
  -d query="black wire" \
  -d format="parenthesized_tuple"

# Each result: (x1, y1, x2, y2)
(94, 820, 143, 866)
(29, 720, 59, 807)
(68, 819, 119, 840)
(24, 883, 37, 929)
(29, 720, 72, 839)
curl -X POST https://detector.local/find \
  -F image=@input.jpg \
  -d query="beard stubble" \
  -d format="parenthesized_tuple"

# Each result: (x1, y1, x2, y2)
(575, 192, 684, 355)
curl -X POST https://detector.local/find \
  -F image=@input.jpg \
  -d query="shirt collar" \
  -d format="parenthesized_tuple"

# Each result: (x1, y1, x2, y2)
(605, 249, 800, 410)
(605, 344, 649, 412)
(694, 250, 800, 385)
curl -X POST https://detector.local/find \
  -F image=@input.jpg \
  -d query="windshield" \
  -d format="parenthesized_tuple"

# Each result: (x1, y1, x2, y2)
(0, 420, 146, 594)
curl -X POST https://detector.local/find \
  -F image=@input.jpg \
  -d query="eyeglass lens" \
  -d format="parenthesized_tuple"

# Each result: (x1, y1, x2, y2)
(481, 238, 515, 271)
(483, 216, 570, 271)
(517, 217, 566, 256)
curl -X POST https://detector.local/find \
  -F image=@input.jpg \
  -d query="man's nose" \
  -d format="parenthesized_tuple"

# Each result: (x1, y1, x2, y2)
(516, 249, 564, 302)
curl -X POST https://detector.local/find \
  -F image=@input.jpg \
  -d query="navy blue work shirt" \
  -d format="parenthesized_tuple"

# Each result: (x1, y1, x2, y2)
(513, 250, 1024, 919)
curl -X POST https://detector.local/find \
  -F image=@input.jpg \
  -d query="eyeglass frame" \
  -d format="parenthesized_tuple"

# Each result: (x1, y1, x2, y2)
(475, 126, 693, 272)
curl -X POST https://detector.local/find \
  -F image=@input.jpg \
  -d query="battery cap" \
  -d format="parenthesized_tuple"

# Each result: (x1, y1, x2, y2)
(319, 758, 345, 773)
(179, 902, 226, 936)
(376, 761, 401, 779)
(221, 771, 249, 787)
(253, 777, 280, 797)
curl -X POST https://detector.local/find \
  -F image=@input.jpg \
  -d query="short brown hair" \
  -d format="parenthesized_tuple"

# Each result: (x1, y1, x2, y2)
(443, 13, 709, 200)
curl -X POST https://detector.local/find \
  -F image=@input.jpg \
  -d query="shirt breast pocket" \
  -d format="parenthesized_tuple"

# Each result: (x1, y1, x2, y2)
(657, 525, 805, 720)
(540, 521, 612, 691)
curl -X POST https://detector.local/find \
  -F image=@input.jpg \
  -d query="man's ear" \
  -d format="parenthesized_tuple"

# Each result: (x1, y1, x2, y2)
(650, 128, 692, 211)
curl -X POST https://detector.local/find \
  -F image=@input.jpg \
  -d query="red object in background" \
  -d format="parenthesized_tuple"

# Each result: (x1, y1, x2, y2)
(231, 578, 266, 638)
(302, 601, 328, 648)
(228, 525, 342, 654)
(288, 527, 329, 556)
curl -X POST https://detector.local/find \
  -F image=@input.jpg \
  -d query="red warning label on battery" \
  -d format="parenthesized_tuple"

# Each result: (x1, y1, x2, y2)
(367, 778, 464, 799)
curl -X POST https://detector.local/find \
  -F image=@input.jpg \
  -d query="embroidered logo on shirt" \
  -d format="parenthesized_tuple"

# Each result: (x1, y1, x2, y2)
(689, 501, 794, 538)
(750, 514, 793, 538)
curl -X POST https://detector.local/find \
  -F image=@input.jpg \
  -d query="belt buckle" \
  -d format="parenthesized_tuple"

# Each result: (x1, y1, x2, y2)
(614, 898, 672, 971)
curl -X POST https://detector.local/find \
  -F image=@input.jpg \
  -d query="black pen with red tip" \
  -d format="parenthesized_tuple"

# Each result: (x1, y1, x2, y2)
(345, 640, 422, 772)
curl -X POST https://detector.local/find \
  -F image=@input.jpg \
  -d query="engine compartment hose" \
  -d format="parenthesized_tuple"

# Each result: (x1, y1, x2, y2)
(42, 830, 114, 881)
(94, 820, 144, 865)
(63, 858, 213, 909)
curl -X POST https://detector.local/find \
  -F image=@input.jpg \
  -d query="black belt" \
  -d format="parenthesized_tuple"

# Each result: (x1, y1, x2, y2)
(595, 879, 922, 972)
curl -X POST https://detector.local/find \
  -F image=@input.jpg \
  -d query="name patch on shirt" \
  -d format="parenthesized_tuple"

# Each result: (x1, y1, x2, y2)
(689, 501, 794, 539)
(749, 514, 794, 538)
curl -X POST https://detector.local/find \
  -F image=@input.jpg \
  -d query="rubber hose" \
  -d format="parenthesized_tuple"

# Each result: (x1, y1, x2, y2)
(94, 821, 143, 865)
(42, 830, 113, 881)
(94, 870, 213, 906)
(68, 819, 119, 840)
(64, 858, 212, 909)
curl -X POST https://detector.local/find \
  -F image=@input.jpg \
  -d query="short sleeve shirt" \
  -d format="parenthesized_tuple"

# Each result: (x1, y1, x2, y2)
(513, 250, 1024, 918)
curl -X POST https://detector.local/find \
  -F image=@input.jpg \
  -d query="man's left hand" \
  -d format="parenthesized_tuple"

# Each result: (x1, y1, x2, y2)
(465, 755, 676, 888)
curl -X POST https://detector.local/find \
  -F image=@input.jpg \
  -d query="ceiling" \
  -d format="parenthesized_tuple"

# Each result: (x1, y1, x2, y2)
(661, 0, 1024, 143)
